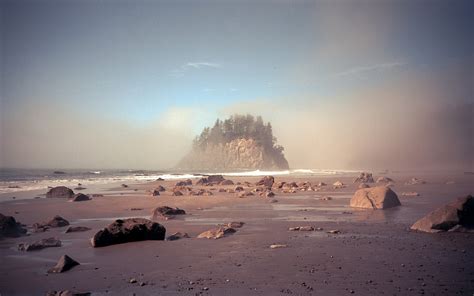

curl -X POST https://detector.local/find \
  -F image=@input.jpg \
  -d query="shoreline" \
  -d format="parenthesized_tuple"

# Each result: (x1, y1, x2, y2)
(0, 172, 473, 295)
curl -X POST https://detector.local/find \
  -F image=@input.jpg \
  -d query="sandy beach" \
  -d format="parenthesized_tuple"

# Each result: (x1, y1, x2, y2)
(0, 172, 473, 295)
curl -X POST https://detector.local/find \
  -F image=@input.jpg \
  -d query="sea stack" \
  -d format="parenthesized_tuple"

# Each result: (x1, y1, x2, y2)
(177, 114, 289, 170)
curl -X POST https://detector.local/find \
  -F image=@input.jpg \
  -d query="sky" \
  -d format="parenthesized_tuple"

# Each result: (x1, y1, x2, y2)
(0, 0, 473, 170)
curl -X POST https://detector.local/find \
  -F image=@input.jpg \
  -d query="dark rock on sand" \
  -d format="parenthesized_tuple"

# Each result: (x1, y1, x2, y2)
(91, 218, 166, 247)
(411, 195, 474, 233)
(156, 185, 166, 192)
(176, 179, 193, 186)
(33, 215, 70, 232)
(46, 186, 74, 198)
(234, 186, 244, 192)
(197, 226, 236, 239)
(354, 172, 375, 183)
(376, 176, 394, 183)
(289, 226, 314, 231)
(71, 193, 90, 202)
(350, 186, 401, 209)
(151, 206, 186, 220)
(220, 179, 235, 185)
(196, 175, 225, 185)
(18, 237, 61, 251)
(74, 186, 86, 191)
(151, 189, 160, 196)
(0, 213, 27, 238)
(46, 290, 91, 296)
(172, 190, 183, 196)
(48, 255, 80, 273)
(256, 176, 275, 189)
(65, 226, 91, 233)
(166, 232, 190, 241)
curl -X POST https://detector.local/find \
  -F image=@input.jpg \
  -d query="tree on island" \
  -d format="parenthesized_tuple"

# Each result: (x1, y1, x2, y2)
(180, 114, 289, 170)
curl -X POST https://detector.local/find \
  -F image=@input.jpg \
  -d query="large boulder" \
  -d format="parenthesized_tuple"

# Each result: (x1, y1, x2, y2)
(354, 172, 375, 183)
(0, 213, 27, 238)
(151, 206, 186, 220)
(410, 195, 474, 233)
(350, 186, 401, 209)
(46, 186, 75, 198)
(91, 218, 166, 247)
(256, 176, 275, 189)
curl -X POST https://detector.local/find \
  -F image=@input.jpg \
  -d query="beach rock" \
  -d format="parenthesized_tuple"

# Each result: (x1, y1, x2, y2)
(238, 191, 254, 198)
(405, 177, 426, 185)
(34, 215, 70, 232)
(354, 172, 375, 183)
(172, 190, 183, 196)
(358, 183, 370, 189)
(74, 186, 86, 190)
(270, 244, 287, 249)
(91, 194, 104, 197)
(91, 218, 166, 247)
(410, 195, 474, 233)
(401, 192, 420, 197)
(46, 186, 74, 198)
(256, 176, 275, 189)
(376, 176, 394, 183)
(220, 179, 235, 185)
(156, 185, 166, 192)
(48, 255, 80, 273)
(289, 226, 314, 231)
(71, 193, 90, 202)
(317, 182, 327, 187)
(151, 206, 186, 220)
(65, 226, 91, 233)
(196, 175, 226, 186)
(46, 291, 91, 296)
(234, 186, 244, 192)
(0, 213, 27, 238)
(176, 179, 193, 186)
(156, 177, 165, 181)
(18, 237, 61, 251)
(265, 191, 276, 198)
(121, 184, 128, 188)
(197, 226, 236, 239)
(333, 181, 345, 189)
(47, 216, 70, 227)
(317, 196, 332, 201)
(225, 221, 245, 228)
(151, 189, 160, 196)
(350, 186, 401, 209)
(166, 232, 190, 241)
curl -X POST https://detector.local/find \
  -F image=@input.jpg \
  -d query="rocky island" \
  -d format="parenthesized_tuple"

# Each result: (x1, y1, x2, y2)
(178, 114, 289, 170)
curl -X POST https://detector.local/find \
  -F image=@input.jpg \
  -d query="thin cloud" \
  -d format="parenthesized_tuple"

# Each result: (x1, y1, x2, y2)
(333, 62, 407, 77)
(183, 62, 221, 69)
(170, 62, 222, 78)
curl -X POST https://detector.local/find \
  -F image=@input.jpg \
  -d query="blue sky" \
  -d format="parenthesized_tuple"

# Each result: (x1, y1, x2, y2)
(1, 0, 472, 169)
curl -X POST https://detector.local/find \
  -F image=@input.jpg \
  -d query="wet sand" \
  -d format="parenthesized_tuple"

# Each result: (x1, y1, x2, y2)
(0, 173, 473, 295)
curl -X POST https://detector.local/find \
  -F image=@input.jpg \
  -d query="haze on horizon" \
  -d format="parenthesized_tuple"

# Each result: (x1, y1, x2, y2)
(0, 0, 472, 171)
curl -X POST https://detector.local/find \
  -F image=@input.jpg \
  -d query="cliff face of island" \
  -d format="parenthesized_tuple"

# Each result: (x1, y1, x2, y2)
(178, 115, 289, 170)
